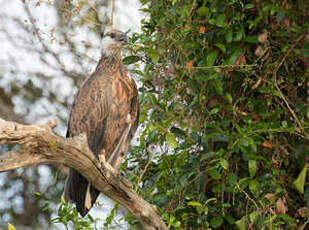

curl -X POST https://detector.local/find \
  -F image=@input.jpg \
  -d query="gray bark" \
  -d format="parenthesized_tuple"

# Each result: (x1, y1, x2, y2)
(0, 118, 168, 230)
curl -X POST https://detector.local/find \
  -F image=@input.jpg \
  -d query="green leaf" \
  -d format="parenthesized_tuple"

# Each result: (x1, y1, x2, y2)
(293, 165, 308, 194)
(228, 48, 242, 64)
(170, 126, 185, 136)
(234, 29, 243, 41)
(235, 216, 246, 230)
(210, 107, 219, 114)
(240, 138, 249, 147)
(61, 195, 66, 204)
(210, 216, 224, 228)
(244, 4, 254, 9)
(245, 35, 258, 43)
(216, 14, 226, 27)
(220, 159, 229, 170)
(249, 212, 258, 223)
(140, 0, 151, 4)
(153, 193, 169, 205)
(201, 152, 217, 161)
(148, 49, 160, 63)
(278, 214, 295, 226)
(215, 43, 226, 53)
(213, 79, 223, 95)
(282, 120, 288, 128)
(187, 201, 202, 207)
(172, 0, 178, 5)
(166, 132, 177, 148)
(249, 179, 260, 193)
(227, 173, 238, 186)
(208, 18, 216, 25)
(205, 198, 217, 205)
(208, 168, 221, 179)
(226, 93, 232, 103)
(8, 223, 16, 230)
(225, 29, 233, 43)
(207, 50, 218, 66)
(197, 6, 209, 17)
(236, 212, 258, 230)
(34, 191, 42, 197)
(122, 55, 140, 65)
(249, 160, 257, 177)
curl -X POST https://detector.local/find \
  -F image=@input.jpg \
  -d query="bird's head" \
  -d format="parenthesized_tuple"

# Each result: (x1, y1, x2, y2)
(101, 29, 128, 57)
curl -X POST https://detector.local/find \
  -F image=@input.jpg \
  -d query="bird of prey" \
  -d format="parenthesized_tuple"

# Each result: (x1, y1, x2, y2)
(64, 29, 139, 216)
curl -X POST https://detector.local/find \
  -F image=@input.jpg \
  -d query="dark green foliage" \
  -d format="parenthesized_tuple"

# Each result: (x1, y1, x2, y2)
(51, 197, 99, 230)
(124, 0, 309, 229)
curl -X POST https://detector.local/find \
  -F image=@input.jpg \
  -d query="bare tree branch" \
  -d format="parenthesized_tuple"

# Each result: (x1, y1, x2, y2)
(0, 118, 168, 230)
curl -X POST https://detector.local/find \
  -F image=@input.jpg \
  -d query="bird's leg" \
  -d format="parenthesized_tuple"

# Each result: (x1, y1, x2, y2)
(98, 150, 131, 187)
(98, 149, 116, 173)
(98, 149, 106, 165)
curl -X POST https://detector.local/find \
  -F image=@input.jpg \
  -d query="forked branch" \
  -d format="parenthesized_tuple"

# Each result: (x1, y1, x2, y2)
(0, 118, 167, 230)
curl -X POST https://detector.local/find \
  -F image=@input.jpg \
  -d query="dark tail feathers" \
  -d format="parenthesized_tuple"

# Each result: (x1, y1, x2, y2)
(64, 168, 100, 216)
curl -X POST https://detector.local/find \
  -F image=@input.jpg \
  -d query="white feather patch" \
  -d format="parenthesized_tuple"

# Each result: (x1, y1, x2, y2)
(102, 36, 116, 56)
(85, 183, 92, 210)
(126, 114, 131, 123)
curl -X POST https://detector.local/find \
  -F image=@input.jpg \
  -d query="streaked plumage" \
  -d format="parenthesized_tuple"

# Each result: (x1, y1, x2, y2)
(64, 29, 139, 216)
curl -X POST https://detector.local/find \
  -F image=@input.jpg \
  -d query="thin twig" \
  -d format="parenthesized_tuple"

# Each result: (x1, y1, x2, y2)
(136, 151, 153, 189)
(110, 0, 115, 26)
(192, 64, 258, 69)
(272, 34, 306, 136)
(58, 7, 102, 26)
(230, 127, 309, 151)
(236, 183, 259, 210)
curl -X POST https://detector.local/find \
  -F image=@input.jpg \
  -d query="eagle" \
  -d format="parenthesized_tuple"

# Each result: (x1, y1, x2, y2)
(64, 29, 139, 216)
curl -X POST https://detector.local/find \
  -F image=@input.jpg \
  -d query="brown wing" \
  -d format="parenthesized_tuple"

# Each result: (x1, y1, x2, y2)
(102, 69, 139, 167)
(67, 70, 111, 156)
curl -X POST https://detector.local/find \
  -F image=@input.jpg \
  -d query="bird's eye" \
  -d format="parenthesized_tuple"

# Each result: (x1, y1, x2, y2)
(110, 33, 115, 38)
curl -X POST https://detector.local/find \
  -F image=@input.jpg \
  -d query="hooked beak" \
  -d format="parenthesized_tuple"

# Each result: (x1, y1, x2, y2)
(119, 33, 128, 45)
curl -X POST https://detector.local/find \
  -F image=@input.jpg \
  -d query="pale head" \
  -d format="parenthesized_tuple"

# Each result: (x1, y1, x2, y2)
(101, 29, 128, 56)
